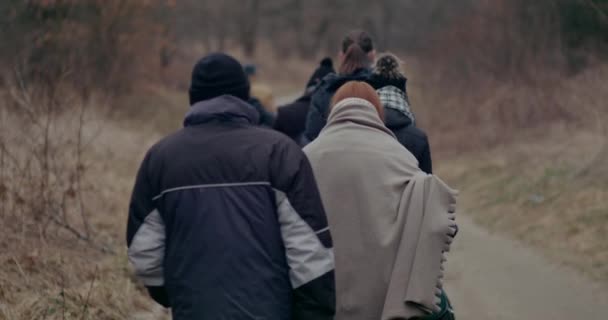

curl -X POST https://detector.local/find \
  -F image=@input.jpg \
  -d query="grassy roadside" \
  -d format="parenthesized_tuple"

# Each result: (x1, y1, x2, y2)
(436, 126, 608, 283)
(0, 86, 185, 320)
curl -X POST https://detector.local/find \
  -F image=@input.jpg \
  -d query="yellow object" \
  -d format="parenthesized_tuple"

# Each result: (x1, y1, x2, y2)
(251, 83, 275, 113)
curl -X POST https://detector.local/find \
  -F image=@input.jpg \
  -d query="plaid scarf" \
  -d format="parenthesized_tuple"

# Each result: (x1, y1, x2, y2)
(377, 85, 415, 124)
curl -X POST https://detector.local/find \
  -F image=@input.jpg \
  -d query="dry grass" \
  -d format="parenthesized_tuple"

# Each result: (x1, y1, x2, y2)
(427, 62, 608, 283)
(1, 48, 606, 319)
(436, 127, 608, 282)
(0, 88, 181, 319)
(405, 59, 608, 156)
(156, 42, 316, 101)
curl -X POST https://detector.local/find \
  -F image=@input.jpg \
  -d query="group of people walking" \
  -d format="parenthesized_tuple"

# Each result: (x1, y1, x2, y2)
(126, 30, 458, 320)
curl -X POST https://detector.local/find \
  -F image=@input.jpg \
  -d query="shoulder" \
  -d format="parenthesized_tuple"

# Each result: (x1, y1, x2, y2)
(278, 96, 309, 113)
(246, 125, 302, 152)
(391, 126, 430, 153)
(398, 125, 428, 141)
(320, 72, 339, 86)
(146, 128, 186, 157)
(265, 126, 307, 165)
(368, 74, 406, 91)
(313, 74, 338, 95)
(139, 128, 190, 174)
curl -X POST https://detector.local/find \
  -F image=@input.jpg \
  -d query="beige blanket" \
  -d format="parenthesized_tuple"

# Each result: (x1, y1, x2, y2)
(304, 98, 457, 319)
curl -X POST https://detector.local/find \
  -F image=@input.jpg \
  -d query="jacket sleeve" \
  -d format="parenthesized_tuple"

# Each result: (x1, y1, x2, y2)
(304, 89, 328, 141)
(270, 140, 336, 320)
(420, 135, 433, 174)
(126, 151, 169, 307)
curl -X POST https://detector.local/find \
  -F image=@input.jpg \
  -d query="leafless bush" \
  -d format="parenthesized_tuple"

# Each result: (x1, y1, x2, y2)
(0, 0, 169, 251)
(402, 0, 607, 153)
(0, 65, 114, 253)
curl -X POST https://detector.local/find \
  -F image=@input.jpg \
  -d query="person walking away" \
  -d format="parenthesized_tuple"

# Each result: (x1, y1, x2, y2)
(304, 81, 457, 320)
(369, 53, 433, 173)
(305, 30, 376, 141)
(126, 53, 336, 320)
(274, 57, 335, 146)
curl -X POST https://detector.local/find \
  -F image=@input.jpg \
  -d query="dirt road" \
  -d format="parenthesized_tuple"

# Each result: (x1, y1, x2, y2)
(444, 214, 608, 319)
(133, 214, 608, 320)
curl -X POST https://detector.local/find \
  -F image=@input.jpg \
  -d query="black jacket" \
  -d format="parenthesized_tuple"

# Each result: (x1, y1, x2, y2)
(385, 108, 433, 174)
(305, 69, 371, 141)
(127, 95, 335, 320)
(274, 94, 312, 145)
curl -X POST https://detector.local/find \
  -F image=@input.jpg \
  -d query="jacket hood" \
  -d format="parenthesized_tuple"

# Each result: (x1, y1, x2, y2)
(324, 68, 372, 92)
(325, 98, 396, 139)
(184, 95, 260, 126)
(384, 107, 413, 130)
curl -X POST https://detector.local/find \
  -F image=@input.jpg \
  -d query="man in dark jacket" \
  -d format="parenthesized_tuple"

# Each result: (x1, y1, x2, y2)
(126, 53, 336, 320)
(274, 57, 335, 146)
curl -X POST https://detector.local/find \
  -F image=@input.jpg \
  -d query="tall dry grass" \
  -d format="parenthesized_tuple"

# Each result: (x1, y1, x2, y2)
(404, 57, 608, 156)
(0, 83, 176, 319)
(422, 61, 608, 282)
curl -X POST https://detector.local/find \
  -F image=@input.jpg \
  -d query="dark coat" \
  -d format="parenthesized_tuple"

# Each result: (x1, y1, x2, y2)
(274, 94, 312, 145)
(127, 95, 335, 320)
(384, 108, 433, 174)
(305, 69, 371, 141)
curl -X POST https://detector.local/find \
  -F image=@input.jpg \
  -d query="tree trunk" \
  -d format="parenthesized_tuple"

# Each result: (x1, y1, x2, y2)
(242, 0, 260, 58)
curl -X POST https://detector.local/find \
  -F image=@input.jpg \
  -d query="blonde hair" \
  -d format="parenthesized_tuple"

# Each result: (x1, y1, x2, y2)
(331, 81, 384, 119)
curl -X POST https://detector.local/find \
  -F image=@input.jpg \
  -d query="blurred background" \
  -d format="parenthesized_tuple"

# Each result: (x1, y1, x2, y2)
(0, 1, 607, 319)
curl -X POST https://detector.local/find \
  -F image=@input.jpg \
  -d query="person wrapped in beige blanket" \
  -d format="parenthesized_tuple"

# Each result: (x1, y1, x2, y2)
(304, 81, 458, 320)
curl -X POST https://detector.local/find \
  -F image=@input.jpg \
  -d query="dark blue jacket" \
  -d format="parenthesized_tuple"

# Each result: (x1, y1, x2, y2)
(384, 108, 433, 174)
(305, 69, 371, 141)
(274, 94, 312, 146)
(127, 95, 335, 320)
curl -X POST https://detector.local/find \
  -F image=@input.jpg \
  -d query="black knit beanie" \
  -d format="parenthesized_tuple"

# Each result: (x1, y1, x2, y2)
(305, 57, 335, 89)
(370, 53, 407, 91)
(189, 53, 250, 105)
